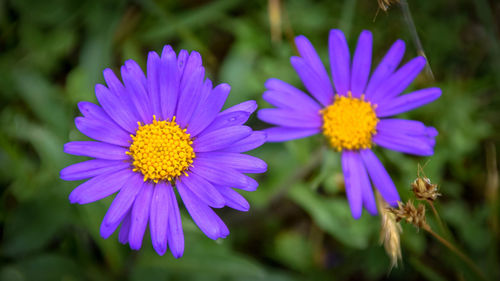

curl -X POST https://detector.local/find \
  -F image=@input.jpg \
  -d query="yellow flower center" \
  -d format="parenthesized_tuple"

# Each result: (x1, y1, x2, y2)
(321, 93, 378, 151)
(127, 116, 195, 183)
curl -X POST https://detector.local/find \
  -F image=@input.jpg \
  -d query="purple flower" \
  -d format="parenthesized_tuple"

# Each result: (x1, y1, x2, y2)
(258, 29, 440, 219)
(61, 45, 267, 257)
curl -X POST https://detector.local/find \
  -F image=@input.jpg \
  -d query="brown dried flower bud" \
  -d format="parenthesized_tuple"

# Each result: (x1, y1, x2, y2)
(389, 200, 427, 229)
(411, 176, 441, 202)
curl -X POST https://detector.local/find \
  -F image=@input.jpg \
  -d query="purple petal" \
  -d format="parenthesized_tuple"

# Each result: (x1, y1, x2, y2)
(220, 131, 266, 153)
(191, 158, 258, 191)
(159, 49, 180, 120)
(95, 83, 138, 133)
(77, 101, 116, 126)
(377, 119, 437, 137)
(118, 211, 132, 244)
(178, 173, 225, 208)
(376, 87, 442, 117)
(351, 30, 373, 98)
(64, 141, 129, 160)
(68, 169, 132, 204)
(263, 126, 320, 142)
(177, 182, 229, 240)
(265, 79, 322, 112)
(290, 57, 333, 107)
(180, 51, 202, 91)
(365, 40, 405, 98)
(103, 173, 143, 227)
(359, 149, 400, 206)
(295, 35, 334, 106)
(217, 186, 250, 211)
(75, 117, 131, 147)
(373, 131, 434, 156)
(166, 185, 184, 258)
(60, 159, 130, 181)
(355, 159, 377, 215)
(262, 90, 321, 116)
(221, 100, 257, 114)
(147, 51, 162, 117)
(341, 151, 363, 219)
(199, 111, 250, 135)
(175, 67, 205, 128)
(150, 182, 169, 256)
(121, 62, 152, 124)
(129, 182, 154, 250)
(329, 29, 350, 96)
(195, 152, 267, 174)
(258, 108, 321, 129)
(370, 56, 426, 104)
(186, 83, 230, 136)
(194, 126, 252, 152)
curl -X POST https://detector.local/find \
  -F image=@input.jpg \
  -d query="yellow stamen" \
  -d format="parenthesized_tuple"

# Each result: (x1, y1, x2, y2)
(127, 115, 195, 183)
(321, 92, 378, 151)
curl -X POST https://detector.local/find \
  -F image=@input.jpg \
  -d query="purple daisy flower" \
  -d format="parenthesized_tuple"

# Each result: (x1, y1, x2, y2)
(258, 29, 441, 218)
(61, 45, 267, 257)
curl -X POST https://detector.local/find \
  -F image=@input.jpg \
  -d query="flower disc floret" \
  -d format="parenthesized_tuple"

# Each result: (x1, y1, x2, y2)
(321, 93, 378, 151)
(127, 115, 195, 182)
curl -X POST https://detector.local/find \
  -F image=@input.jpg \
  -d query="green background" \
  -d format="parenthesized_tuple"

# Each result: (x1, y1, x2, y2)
(0, 0, 499, 280)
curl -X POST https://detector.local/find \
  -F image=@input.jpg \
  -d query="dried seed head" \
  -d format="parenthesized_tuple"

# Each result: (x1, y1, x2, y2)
(377, 0, 400, 11)
(390, 200, 427, 229)
(376, 192, 402, 269)
(412, 163, 441, 202)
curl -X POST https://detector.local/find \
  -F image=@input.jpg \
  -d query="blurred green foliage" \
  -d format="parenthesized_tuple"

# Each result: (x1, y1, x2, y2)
(1, 0, 499, 280)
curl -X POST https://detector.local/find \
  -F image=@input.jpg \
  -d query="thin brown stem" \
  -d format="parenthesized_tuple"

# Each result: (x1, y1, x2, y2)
(422, 224, 487, 281)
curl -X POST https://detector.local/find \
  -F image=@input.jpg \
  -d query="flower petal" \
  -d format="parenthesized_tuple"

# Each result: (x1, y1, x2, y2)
(264, 79, 322, 113)
(263, 126, 320, 142)
(60, 159, 130, 181)
(370, 56, 426, 104)
(365, 40, 405, 98)
(295, 35, 334, 105)
(147, 51, 162, 117)
(192, 158, 258, 191)
(95, 83, 138, 133)
(64, 141, 129, 160)
(187, 83, 230, 136)
(159, 48, 180, 120)
(217, 186, 250, 211)
(219, 131, 266, 153)
(166, 185, 184, 258)
(150, 182, 170, 256)
(121, 61, 152, 123)
(351, 30, 373, 98)
(359, 149, 400, 206)
(75, 117, 131, 147)
(195, 152, 267, 174)
(376, 87, 442, 117)
(129, 182, 154, 250)
(221, 100, 257, 114)
(257, 108, 321, 129)
(68, 169, 132, 204)
(329, 29, 350, 95)
(373, 130, 434, 156)
(194, 126, 252, 152)
(103, 173, 143, 227)
(200, 111, 250, 134)
(178, 173, 225, 208)
(175, 67, 205, 128)
(341, 151, 363, 219)
(291, 56, 333, 107)
(177, 182, 229, 240)
(118, 211, 132, 244)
